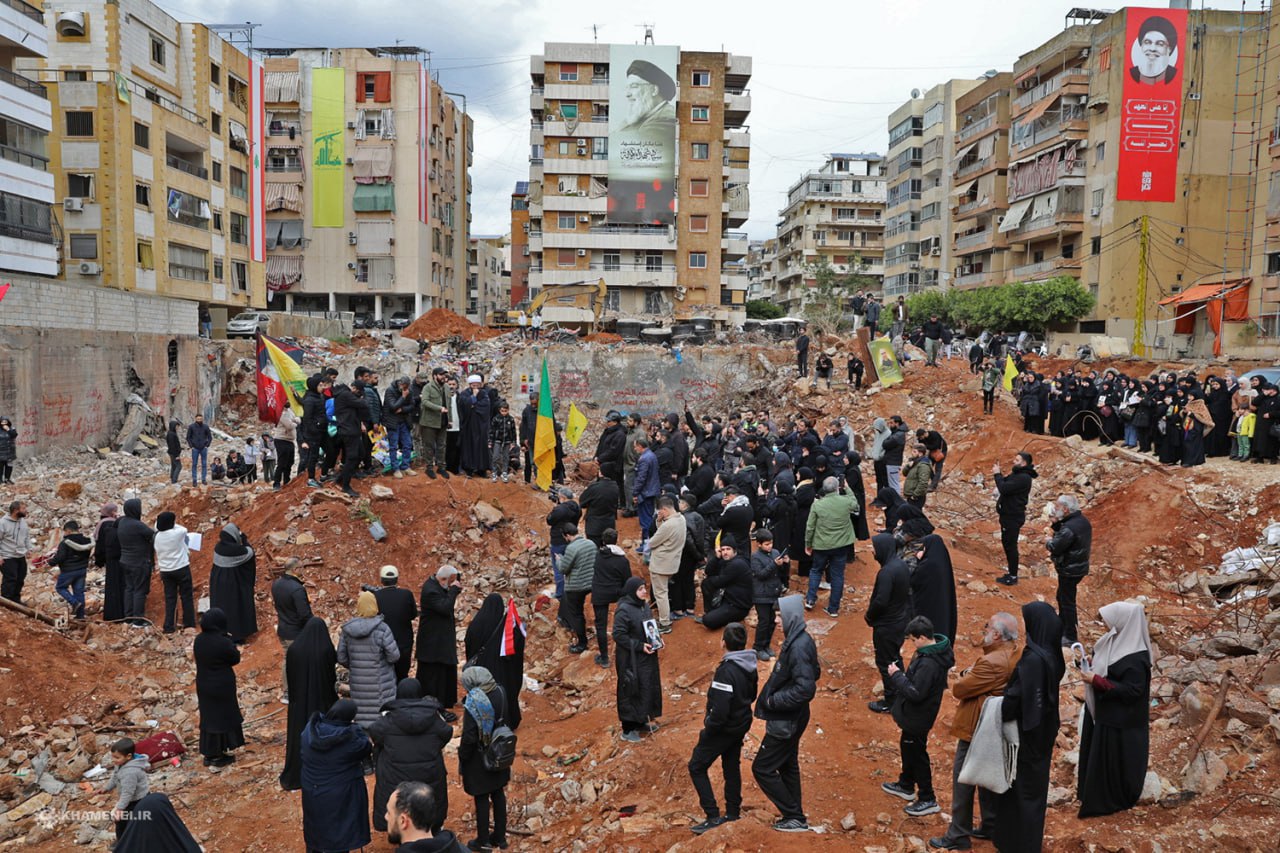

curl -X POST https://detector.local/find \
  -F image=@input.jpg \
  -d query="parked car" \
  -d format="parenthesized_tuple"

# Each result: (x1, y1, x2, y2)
(1240, 367, 1280, 387)
(387, 311, 413, 330)
(353, 312, 385, 330)
(226, 312, 272, 338)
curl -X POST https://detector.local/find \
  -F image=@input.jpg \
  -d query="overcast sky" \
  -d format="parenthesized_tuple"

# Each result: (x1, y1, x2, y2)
(162, 0, 1267, 241)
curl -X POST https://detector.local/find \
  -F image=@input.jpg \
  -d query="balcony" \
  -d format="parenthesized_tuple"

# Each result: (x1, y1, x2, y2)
(955, 271, 997, 288)
(1010, 257, 1080, 280)
(723, 231, 749, 258)
(0, 66, 44, 99)
(956, 156, 992, 180)
(1013, 68, 1090, 113)
(1012, 104, 1086, 153)
(955, 230, 994, 251)
(543, 120, 607, 138)
(725, 129, 751, 148)
(542, 267, 676, 288)
(542, 157, 607, 176)
(0, 0, 47, 58)
(166, 152, 208, 180)
(957, 196, 993, 216)
(724, 89, 751, 126)
(956, 113, 996, 143)
(0, 139, 47, 171)
(545, 82, 609, 102)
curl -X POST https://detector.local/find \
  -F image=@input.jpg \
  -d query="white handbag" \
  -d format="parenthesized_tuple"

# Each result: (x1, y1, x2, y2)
(958, 696, 1019, 794)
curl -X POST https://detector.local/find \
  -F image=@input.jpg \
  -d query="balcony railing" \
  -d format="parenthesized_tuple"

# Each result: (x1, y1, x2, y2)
(955, 230, 992, 250)
(1, 0, 44, 23)
(589, 224, 667, 235)
(957, 197, 990, 214)
(1011, 259, 1058, 278)
(956, 156, 992, 179)
(956, 113, 996, 143)
(0, 142, 48, 171)
(166, 153, 208, 180)
(0, 66, 47, 99)
(1013, 68, 1090, 112)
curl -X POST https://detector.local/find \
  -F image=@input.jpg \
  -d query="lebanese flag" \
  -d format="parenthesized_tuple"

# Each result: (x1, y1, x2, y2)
(500, 598, 526, 657)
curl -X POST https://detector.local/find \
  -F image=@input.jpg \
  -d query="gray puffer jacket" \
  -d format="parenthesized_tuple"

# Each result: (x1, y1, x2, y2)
(336, 615, 400, 727)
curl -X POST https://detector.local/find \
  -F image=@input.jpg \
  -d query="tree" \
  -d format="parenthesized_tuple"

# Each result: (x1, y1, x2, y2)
(746, 299, 784, 320)
(901, 277, 1094, 334)
(801, 256, 876, 336)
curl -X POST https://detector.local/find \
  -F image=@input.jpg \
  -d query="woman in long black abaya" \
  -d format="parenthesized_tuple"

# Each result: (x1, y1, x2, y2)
(1077, 600, 1152, 818)
(908, 534, 957, 646)
(464, 593, 526, 730)
(193, 608, 245, 766)
(94, 503, 125, 622)
(279, 617, 338, 791)
(1204, 378, 1234, 457)
(995, 601, 1065, 853)
(844, 450, 870, 542)
(1180, 397, 1213, 468)
(115, 793, 201, 852)
(209, 523, 258, 642)
(1156, 391, 1183, 465)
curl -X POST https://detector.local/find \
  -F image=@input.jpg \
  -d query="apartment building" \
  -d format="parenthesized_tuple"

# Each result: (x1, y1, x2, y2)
(746, 238, 778, 303)
(509, 180, 530, 307)
(883, 79, 980, 296)
(1, 0, 56, 276)
(774, 153, 885, 313)
(951, 72, 1012, 290)
(18, 0, 265, 308)
(1252, 12, 1280, 340)
(527, 41, 751, 326)
(467, 235, 505, 323)
(258, 47, 471, 321)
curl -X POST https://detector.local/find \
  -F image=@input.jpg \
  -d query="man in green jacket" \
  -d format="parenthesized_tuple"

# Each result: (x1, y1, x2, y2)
(902, 445, 933, 510)
(804, 476, 859, 617)
(417, 367, 454, 479)
(559, 524, 597, 654)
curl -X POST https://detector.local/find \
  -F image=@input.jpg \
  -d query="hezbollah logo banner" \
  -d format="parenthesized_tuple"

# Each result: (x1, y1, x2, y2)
(311, 67, 345, 227)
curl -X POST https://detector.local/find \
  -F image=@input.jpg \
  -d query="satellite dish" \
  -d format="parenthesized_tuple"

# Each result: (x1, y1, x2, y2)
(910, 88, 921, 99)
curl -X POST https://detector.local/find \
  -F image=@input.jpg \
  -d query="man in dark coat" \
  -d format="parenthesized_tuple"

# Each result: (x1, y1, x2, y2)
(578, 469, 620, 546)
(688, 622, 758, 834)
(209, 523, 257, 642)
(866, 533, 910, 713)
(699, 541, 753, 630)
(115, 498, 155, 626)
(796, 330, 810, 378)
(299, 375, 331, 486)
(519, 390, 538, 485)
(591, 530, 633, 667)
(458, 376, 494, 476)
(369, 679, 454, 833)
(994, 451, 1038, 587)
(279, 617, 337, 791)
(715, 487, 755, 555)
(375, 564, 418, 682)
(594, 411, 628, 495)
(185, 414, 212, 486)
(332, 381, 369, 497)
(300, 699, 372, 853)
(546, 487, 581, 601)
(752, 595, 819, 832)
(416, 565, 461, 721)
(684, 448, 717, 506)
(271, 559, 312, 702)
(1046, 494, 1092, 644)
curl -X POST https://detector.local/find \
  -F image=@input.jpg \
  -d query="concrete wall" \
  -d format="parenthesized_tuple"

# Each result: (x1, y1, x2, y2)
(0, 276, 201, 458)
(510, 345, 771, 418)
(266, 311, 353, 340)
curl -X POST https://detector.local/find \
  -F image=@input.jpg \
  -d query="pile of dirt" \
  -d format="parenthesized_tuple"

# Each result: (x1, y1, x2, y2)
(581, 331, 623, 344)
(401, 308, 504, 343)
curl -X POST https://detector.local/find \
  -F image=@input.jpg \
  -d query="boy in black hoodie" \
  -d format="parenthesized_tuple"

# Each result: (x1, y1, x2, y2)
(688, 623, 758, 835)
(881, 615, 954, 817)
(49, 519, 93, 619)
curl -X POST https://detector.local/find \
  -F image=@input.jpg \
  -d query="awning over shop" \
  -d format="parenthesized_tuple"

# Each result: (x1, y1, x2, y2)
(1158, 278, 1252, 356)
(997, 197, 1034, 233)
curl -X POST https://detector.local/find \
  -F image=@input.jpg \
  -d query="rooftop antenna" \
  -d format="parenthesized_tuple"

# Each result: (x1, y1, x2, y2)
(637, 23, 655, 44)
(586, 24, 603, 43)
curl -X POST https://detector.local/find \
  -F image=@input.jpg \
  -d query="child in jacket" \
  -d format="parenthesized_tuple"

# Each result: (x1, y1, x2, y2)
(102, 738, 150, 839)
(882, 616, 954, 817)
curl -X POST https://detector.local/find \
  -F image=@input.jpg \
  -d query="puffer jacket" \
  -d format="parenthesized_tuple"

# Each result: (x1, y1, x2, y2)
(332, 384, 368, 438)
(300, 377, 329, 444)
(560, 536, 597, 593)
(1047, 510, 1092, 578)
(889, 634, 955, 735)
(705, 650, 758, 735)
(336, 616, 400, 727)
(592, 544, 633, 605)
(881, 425, 909, 466)
(362, 383, 383, 425)
(750, 547, 783, 604)
(114, 499, 155, 569)
(48, 533, 93, 574)
(368, 695, 453, 831)
(756, 597, 819, 722)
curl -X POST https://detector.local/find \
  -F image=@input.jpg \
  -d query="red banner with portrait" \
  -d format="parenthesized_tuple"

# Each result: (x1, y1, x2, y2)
(1116, 7, 1187, 202)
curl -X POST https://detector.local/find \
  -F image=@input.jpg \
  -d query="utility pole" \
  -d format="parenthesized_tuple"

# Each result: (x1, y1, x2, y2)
(1133, 214, 1149, 357)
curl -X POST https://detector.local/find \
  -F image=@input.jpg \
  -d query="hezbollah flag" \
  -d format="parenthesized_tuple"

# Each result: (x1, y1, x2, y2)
(565, 402, 588, 447)
(533, 358, 557, 491)
(256, 332, 307, 423)
(1002, 354, 1019, 392)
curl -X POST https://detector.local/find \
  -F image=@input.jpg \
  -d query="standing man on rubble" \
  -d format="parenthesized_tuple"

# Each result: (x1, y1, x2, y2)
(796, 328, 811, 378)
(520, 390, 539, 486)
(621, 413, 645, 517)
(0, 501, 31, 604)
(594, 411, 628, 496)
(333, 378, 369, 498)
(382, 376, 416, 479)
(1045, 494, 1091, 645)
(186, 414, 212, 487)
(417, 367, 452, 480)
(357, 368, 382, 476)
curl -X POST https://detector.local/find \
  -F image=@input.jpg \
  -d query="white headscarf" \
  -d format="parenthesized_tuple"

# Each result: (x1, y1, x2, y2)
(1085, 600, 1151, 716)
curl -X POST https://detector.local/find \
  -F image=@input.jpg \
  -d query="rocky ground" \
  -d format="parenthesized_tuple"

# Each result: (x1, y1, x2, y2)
(1, 345, 1280, 851)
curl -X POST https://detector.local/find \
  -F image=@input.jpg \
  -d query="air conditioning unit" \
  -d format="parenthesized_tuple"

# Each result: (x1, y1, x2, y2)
(78, 262, 101, 275)
(577, 249, 587, 257)
(346, 158, 354, 166)
(1077, 140, 1089, 149)
(909, 262, 921, 269)
(576, 139, 587, 146)
(347, 122, 356, 130)
(348, 232, 358, 244)
(63, 197, 84, 212)
(579, 215, 590, 222)
(576, 146, 587, 155)
(1089, 207, 1101, 217)
(522, 223, 530, 232)
(930, 247, 941, 256)
(347, 262, 357, 270)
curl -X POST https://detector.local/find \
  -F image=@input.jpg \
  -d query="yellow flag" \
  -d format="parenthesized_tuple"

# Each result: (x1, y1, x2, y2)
(1002, 354, 1018, 392)
(565, 403, 588, 447)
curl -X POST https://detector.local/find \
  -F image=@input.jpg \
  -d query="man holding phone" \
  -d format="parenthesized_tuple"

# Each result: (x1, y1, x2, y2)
(749, 529, 786, 661)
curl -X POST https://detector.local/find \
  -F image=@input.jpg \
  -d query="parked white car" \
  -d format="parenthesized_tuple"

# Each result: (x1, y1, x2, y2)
(226, 312, 271, 338)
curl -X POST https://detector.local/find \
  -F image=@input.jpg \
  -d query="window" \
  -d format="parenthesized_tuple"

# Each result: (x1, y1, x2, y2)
(557, 213, 576, 229)
(557, 248, 576, 267)
(646, 252, 663, 272)
(0, 191, 54, 242)
(212, 211, 223, 232)
(357, 72, 391, 103)
(689, 214, 708, 232)
(691, 142, 709, 160)
(1091, 188, 1104, 209)
(65, 112, 93, 137)
(227, 76, 248, 110)
(150, 36, 165, 68)
(213, 258, 224, 281)
(559, 103, 579, 121)
(1062, 242, 1074, 259)
(211, 112, 222, 134)
(605, 287, 621, 310)
(232, 261, 248, 292)
(603, 252, 621, 271)
(559, 64, 578, 82)
(1091, 235, 1102, 254)
(691, 70, 711, 87)
(135, 183, 150, 208)
(364, 75, 376, 100)
(558, 141, 570, 156)
(689, 252, 708, 269)
(166, 188, 211, 229)
(210, 63, 221, 86)
(169, 243, 209, 281)
(229, 167, 248, 199)
(136, 241, 154, 270)
(1269, 252, 1280, 274)
(69, 233, 98, 258)
(212, 161, 222, 182)
(1095, 141, 1106, 163)
(690, 179, 709, 197)
(592, 137, 608, 158)
(230, 213, 248, 244)
(268, 148, 302, 171)
(512, 198, 528, 211)
(691, 105, 709, 122)
(133, 121, 149, 149)
(66, 173, 93, 199)
(1079, 319, 1106, 334)
(64, 70, 87, 81)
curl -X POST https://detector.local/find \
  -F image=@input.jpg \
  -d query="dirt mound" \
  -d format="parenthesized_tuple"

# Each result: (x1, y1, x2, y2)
(581, 331, 623, 344)
(401, 308, 503, 343)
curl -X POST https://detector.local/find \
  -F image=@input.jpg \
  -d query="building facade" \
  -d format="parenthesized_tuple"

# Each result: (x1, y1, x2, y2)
(951, 72, 1012, 290)
(527, 42, 751, 326)
(259, 47, 471, 322)
(883, 78, 980, 296)
(467, 235, 505, 323)
(774, 153, 885, 313)
(1, 0, 56, 276)
(509, 180, 530, 307)
(18, 0, 266, 308)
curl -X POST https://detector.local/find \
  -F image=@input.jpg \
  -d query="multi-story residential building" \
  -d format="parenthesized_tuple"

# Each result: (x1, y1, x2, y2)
(509, 180, 530, 307)
(883, 79, 980, 296)
(745, 238, 778, 303)
(527, 41, 751, 327)
(951, 72, 1012, 290)
(19, 0, 265, 308)
(1, 0, 55, 276)
(259, 46, 471, 322)
(467, 235, 505, 323)
(774, 152, 885, 313)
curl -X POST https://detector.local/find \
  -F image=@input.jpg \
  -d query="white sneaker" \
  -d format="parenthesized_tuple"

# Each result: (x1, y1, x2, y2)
(403, 468, 418, 477)
(491, 473, 498, 481)
(502, 474, 510, 483)
(393, 470, 404, 479)
(819, 581, 832, 591)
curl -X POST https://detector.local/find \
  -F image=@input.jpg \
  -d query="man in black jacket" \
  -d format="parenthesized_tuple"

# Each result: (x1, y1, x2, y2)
(699, 542, 752, 630)
(382, 376, 417, 478)
(593, 411, 628, 496)
(752, 594, 819, 832)
(48, 520, 92, 619)
(882, 416, 909, 496)
(1045, 494, 1091, 644)
(358, 368, 383, 475)
(519, 390, 539, 485)
(185, 414, 212, 486)
(684, 448, 716, 506)
(271, 558, 312, 701)
(882, 615, 954, 817)
(866, 533, 911, 713)
(115, 498, 155, 627)
(993, 451, 1038, 586)
(332, 380, 370, 497)
(683, 407, 723, 471)
(688, 623, 758, 834)
(545, 488, 580, 602)
(922, 314, 944, 367)
(299, 375, 331, 487)
(577, 470, 620, 546)
(796, 330, 810, 378)
(375, 564, 419, 682)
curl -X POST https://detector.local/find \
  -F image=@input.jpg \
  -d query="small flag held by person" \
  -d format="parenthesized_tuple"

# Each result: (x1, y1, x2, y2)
(1002, 353, 1019, 392)
(565, 403, 588, 447)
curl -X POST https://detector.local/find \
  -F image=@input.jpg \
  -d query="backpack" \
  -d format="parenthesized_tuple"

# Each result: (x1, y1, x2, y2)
(483, 723, 517, 771)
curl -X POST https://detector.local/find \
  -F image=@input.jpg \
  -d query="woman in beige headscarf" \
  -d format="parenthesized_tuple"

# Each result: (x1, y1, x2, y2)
(1076, 600, 1152, 818)
(336, 590, 400, 728)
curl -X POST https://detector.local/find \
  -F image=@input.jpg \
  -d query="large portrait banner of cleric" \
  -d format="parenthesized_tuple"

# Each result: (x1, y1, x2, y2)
(1117, 8, 1187, 202)
(608, 44, 679, 225)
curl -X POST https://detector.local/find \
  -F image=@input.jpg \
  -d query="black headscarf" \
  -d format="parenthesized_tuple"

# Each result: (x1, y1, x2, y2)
(213, 523, 253, 569)
(122, 498, 142, 521)
(1015, 601, 1065, 732)
(911, 534, 957, 645)
(156, 512, 176, 532)
(621, 575, 645, 604)
(115, 793, 201, 852)
(465, 593, 505, 660)
(327, 698, 358, 723)
(280, 617, 338, 791)
(895, 504, 935, 539)
(395, 677, 423, 700)
(871, 532, 897, 566)
(200, 607, 228, 634)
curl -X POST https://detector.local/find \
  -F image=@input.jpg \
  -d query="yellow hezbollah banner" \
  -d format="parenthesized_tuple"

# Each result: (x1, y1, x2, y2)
(565, 403, 588, 447)
(311, 68, 345, 227)
(868, 337, 904, 387)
